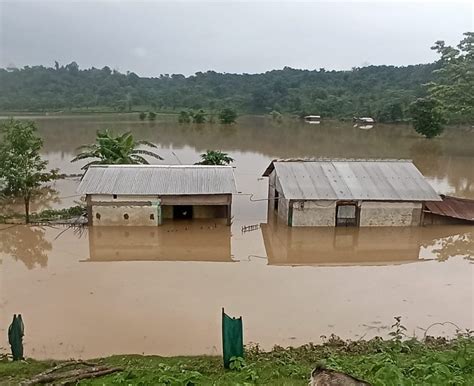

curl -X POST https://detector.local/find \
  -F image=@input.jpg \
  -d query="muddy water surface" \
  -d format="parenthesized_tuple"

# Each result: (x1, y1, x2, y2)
(0, 114, 473, 359)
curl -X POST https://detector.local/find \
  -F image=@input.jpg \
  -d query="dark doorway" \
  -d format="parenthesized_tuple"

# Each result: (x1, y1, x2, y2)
(274, 189, 279, 211)
(173, 205, 193, 219)
(336, 203, 359, 227)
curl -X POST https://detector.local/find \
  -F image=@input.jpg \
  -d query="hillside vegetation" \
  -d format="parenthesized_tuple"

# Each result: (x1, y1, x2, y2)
(0, 63, 436, 122)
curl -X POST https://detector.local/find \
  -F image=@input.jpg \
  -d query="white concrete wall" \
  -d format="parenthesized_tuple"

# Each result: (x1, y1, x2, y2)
(359, 202, 422, 227)
(291, 201, 337, 227)
(92, 205, 159, 226)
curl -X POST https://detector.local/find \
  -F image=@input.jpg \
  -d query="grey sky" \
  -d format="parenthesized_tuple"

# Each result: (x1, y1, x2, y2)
(1, 1, 472, 76)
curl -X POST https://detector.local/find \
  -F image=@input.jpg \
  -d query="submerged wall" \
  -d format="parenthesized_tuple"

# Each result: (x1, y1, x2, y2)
(92, 205, 159, 226)
(88, 194, 231, 226)
(292, 200, 336, 226)
(286, 200, 422, 227)
(359, 202, 422, 227)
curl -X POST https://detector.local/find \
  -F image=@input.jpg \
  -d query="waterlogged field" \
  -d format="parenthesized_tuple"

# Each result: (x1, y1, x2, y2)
(0, 114, 473, 361)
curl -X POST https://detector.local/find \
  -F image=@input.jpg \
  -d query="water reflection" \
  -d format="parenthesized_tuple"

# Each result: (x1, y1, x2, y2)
(0, 186, 60, 217)
(0, 225, 51, 269)
(85, 220, 232, 262)
(261, 221, 473, 266)
(421, 232, 474, 262)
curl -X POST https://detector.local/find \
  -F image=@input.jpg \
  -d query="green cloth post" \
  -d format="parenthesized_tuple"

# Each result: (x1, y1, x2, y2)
(8, 314, 24, 361)
(222, 308, 243, 368)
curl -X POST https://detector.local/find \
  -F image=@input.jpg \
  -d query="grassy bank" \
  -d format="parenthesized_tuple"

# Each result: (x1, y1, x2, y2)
(1, 332, 473, 385)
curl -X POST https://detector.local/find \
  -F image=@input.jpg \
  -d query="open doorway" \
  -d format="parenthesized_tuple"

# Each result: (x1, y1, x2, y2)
(274, 189, 279, 211)
(173, 205, 193, 219)
(336, 203, 359, 227)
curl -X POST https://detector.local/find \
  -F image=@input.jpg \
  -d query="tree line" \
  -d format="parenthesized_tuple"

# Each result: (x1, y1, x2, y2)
(0, 32, 471, 129)
(0, 62, 436, 122)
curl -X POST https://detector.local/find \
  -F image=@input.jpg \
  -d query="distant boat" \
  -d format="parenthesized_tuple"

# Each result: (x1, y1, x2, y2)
(353, 116, 375, 124)
(304, 115, 321, 124)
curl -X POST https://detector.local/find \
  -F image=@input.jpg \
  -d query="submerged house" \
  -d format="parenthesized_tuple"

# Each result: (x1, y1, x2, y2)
(262, 159, 441, 227)
(78, 165, 237, 226)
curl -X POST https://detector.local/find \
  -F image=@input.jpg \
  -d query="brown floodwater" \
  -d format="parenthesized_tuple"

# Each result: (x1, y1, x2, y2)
(0, 114, 473, 359)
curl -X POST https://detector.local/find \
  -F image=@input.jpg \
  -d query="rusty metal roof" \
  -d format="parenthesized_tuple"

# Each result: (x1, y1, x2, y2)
(77, 165, 237, 195)
(263, 159, 441, 201)
(425, 195, 474, 221)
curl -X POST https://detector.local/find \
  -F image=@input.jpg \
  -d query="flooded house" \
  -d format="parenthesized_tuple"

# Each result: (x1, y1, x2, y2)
(262, 159, 441, 227)
(77, 165, 237, 226)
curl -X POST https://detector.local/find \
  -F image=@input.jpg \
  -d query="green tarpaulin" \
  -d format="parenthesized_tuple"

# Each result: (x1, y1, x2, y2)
(8, 314, 24, 361)
(222, 308, 243, 368)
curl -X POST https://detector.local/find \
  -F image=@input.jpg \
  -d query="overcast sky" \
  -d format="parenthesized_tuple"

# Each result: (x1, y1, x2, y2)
(0, 1, 472, 76)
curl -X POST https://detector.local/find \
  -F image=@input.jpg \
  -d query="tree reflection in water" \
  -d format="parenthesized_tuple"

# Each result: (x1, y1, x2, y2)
(422, 232, 474, 262)
(0, 225, 52, 269)
(0, 186, 60, 218)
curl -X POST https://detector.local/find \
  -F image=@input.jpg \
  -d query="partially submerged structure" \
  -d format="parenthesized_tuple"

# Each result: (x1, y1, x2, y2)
(353, 117, 375, 124)
(78, 165, 237, 226)
(424, 195, 474, 225)
(304, 115, 321, 124)
(262, 159, 441, 227)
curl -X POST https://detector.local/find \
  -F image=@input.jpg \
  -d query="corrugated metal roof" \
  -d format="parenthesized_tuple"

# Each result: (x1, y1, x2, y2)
(77, 165, 237, 195)
(264, 159, 441, 201)
(425, 195, 474, 221)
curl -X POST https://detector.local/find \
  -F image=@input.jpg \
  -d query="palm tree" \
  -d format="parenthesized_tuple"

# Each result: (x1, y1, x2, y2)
(72, 130, 163, 170)
(196, 150, 234, 165)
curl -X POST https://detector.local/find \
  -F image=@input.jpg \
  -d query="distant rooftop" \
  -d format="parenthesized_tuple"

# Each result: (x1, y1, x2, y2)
(77, 165, 237, 195)
(263, 159, 441, 202)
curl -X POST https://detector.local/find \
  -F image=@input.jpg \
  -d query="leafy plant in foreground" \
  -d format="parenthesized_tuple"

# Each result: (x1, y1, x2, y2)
(71, 130, 163, 170)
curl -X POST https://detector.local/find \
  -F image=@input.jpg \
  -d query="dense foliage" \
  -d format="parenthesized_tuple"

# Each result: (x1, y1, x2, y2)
(0, 62, 437, 122)
(0, 119, 58, 223)
(196, 150, 234, 165)
(428, 32, 474, 123)
(410, 98, 445, 138)
(218, 108, 238, 124)
(71, 130, 163, 170)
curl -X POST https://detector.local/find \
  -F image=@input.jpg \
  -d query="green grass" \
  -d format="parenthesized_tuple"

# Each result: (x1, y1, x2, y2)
(1, 333, 473, 385)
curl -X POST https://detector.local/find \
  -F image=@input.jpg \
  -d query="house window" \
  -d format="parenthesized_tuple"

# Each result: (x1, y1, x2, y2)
(95, 213, 101, 220)
(336, 203, 358, 227)
(124, 213, 129, 220)
(150, 214, 155, 220)
(113, 194, 117, 199)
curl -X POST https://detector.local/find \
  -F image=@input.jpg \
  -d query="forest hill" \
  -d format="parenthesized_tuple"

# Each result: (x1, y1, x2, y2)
(0, 63, 436, 122)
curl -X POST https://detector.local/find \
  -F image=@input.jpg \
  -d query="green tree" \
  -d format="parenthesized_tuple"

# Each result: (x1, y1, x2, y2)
(178, 110, 191, 123)
(410, 98, 444, 138)
(148, 111, 156, 120)
(71, 130, 163, 170)
(139, 112, 146, 120)
(0, 119, 58, 223)
(192, 109, 206, 124)
(270, 110, 283, 122)
(428, 32, 474, 123)
(196, 150, 234, 165)
(218, 108, 238, 124)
